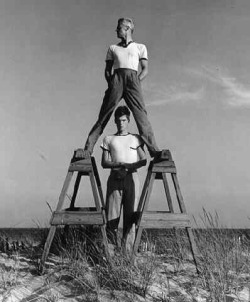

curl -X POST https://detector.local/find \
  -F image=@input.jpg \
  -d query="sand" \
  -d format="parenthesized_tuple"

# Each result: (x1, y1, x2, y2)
(1, 249, 250, 302)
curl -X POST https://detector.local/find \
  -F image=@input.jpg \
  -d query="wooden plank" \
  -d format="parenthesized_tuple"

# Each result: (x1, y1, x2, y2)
(69, 158, 92, 172)
(69, 172, 82, 209)
(136, 169, 152, 212)
(152, 165, 176, 174)
(153, 160, 175, 168)
(51, 211, 104, 225)
(91, 157, 105, 207)
(56, 171, 74, 211)
(133, 226, 143, 254)
(162, 173, 174, 212)
(140, 212, 190, 228)
(171, 173, 187, 213)
(39, 226, 57, 272)
(89, 171, 102, 211)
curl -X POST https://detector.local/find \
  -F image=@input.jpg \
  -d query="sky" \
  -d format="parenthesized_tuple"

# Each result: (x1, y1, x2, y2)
(1, 0, 250, 228)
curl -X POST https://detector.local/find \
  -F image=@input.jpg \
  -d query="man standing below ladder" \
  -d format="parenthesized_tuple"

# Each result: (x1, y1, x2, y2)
(81, 18, 161, 159)
(101, 106, 146, 253)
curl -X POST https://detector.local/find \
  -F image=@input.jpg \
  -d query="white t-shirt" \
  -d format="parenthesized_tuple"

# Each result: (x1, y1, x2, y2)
(106, 42, 148, 72)
(101, 133, 143, 163)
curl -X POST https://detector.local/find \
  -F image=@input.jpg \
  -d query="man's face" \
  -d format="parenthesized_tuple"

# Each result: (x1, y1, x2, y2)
(116, 23, 128, 39)
(115, 115, 129, 132)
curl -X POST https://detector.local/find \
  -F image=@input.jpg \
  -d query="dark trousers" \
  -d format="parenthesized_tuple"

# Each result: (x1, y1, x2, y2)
(84, 68, 159, 155)
(106, 171, 139, 251)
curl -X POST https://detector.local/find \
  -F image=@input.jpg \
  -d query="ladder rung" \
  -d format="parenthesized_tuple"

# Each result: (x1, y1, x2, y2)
(140, 212, 190, 228)
(51, 211, 104, 225)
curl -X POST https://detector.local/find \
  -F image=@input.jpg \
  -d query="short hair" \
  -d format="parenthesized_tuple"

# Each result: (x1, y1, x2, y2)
(118, 18, 135, 33)
(114, 106, 130, 121)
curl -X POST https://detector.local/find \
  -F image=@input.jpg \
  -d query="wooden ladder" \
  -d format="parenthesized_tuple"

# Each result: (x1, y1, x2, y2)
(133, 150, 199, 270)
(39, 151, 109, 272)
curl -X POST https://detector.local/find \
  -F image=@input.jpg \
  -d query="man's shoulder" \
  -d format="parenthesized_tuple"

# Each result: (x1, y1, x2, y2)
(108, 44, 118, 50)
(109, 42, 147, 48)
(128, 133, 143, 144)
(133, 42, 147, 49)
(103, 134, 116, 141)
(133, 41, 146, 46)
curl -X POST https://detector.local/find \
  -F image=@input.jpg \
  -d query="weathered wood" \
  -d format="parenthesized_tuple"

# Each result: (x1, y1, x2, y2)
(40, 153, 109, 272)
(162, 173, 174, 212)
(133, 226, 143, 254)
(51, 211, 104, 225)
(56, 171, 74, 211)
(156, 149, 172, 161)
(152, 161, 176, 173)
(133, 151, 199, 273)
(171, 173, 187, 213)
(140, 212, 190, 228)
(92, 157, 106, 208)
(69, 172, 82, 209)
(69, 158, 92, 172)
(136, 169, 152, 212)
(39, 226, 57, 273)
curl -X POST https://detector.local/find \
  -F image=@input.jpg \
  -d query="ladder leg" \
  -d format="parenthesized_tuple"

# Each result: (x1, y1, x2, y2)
(133, 226, 143, 255)
(186, 227, 200, 273)
(90, 164, 110, 259)
(134, 171, 156, 254)
(136, 168, 152, 213)
(162, 173, 174, 212)
(171, 173, 187, 213)
(69, 172, 82, 209)
(91, 157, 105, 208)
(56, 171, 74, 211)
(171, 173, 200, 272)
(39, 226, 57, 273)
(40, 171, 73, 272)
(100, 225, 110, 260)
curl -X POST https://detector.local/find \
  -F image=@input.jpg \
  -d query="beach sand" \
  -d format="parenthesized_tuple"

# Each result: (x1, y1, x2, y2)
(1, 248, 250, 302)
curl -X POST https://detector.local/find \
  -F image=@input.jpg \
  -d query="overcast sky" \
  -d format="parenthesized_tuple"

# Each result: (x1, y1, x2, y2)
(1, 0, 250, 228)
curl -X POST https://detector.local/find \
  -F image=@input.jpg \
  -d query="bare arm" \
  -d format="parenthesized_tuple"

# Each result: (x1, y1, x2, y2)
(104, 60, 114, 85)
(138, 59, 148, 81)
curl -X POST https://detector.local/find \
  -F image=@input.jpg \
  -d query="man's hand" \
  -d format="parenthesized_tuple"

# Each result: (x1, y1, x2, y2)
(123, 163, 133, 170)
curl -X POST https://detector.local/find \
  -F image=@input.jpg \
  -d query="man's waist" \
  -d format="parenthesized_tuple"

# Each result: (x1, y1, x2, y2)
(111, 167, 137, 174)
(114, 68, 137, 74)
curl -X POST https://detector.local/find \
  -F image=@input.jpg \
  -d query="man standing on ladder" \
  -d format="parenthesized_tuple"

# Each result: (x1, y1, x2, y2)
(101, 106, 146, 253)
(79, 18, 161, 159)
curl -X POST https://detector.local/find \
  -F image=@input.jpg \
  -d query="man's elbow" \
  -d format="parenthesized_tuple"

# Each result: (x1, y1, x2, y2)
(144, 68, 149, 77)
(101, 161, 109, 169)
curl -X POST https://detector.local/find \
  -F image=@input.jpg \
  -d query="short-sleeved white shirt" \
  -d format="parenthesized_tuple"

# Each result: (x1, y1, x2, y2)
(106, 42, 148, 72)
(101, 133, 143, 163)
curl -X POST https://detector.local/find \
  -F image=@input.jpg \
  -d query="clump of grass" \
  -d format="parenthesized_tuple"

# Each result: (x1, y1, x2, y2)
(0, 250, 23, 299)
(40, 226, 159, 300)
(193, 209, 250, 300)
(2, 210, 250, 301)
(94, 250, 157, 297)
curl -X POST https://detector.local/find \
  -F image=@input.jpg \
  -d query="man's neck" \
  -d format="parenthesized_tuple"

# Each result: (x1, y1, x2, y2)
(116, 131, 129, 136)
(119, 37, 133, 47)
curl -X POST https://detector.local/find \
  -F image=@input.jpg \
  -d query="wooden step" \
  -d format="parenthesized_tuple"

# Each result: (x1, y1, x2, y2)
(140, 212, 191, 228)
(51, 210, 104, 225)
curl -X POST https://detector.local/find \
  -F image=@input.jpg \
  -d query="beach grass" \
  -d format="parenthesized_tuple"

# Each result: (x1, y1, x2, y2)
(0, 210, 250, 301)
